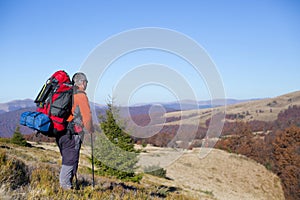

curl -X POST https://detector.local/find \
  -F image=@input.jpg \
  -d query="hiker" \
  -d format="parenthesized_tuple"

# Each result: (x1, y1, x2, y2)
(56, 72, 94, 190)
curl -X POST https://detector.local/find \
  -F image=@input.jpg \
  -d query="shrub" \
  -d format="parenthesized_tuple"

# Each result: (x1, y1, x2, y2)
(0, 137, 11, 144)
(0, 150, 29, 190)
(144, 165, 167, 178)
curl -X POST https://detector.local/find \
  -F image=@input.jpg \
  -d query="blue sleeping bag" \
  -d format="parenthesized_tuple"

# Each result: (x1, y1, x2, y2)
(20, 111, 51, 133)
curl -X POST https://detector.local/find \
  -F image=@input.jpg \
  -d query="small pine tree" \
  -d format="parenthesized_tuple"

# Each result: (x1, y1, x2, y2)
(11, 126, 28, 147)
(93, 101, 141, 182)
(100, 103, 135, 152)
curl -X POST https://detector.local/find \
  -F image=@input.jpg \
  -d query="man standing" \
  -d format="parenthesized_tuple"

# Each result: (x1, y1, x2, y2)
(56, 72, 94, 190)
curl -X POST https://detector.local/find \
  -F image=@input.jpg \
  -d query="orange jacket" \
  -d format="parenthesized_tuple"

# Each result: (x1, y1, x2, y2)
(67, 91, 93, 133)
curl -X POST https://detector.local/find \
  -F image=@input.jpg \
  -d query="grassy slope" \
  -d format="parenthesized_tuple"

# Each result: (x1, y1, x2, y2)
(0, 141, 202, 200)
(0, 140, 285, 200)
(138, 146, 285, 200)
(33, 142, 285, 199)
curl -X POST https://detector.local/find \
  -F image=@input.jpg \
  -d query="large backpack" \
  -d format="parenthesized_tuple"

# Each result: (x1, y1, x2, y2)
(20, 70, 73, 137)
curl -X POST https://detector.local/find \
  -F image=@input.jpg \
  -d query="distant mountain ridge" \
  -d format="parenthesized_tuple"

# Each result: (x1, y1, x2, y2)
(0, 97, 259, 138)
(0, 98, 257, 114)
(0, 99, 35, 114)
(0, 107, 36, 137)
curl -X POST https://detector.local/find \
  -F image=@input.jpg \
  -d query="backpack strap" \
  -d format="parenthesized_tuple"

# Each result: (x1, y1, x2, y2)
(73, 87, 86, 95)
(48, 89, 54, 118)
(76, 90, 86, 94)
(48, 77, 58, 118)
(67, 88, 85, 121)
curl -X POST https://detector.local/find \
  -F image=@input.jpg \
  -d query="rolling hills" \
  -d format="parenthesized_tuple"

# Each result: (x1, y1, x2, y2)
(163, 90, 300, 126)
(0, 98, 251, 138)
(1, 91, 299, 141)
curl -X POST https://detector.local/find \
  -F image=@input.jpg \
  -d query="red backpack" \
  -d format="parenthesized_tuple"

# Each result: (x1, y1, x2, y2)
(34, 70, 73, 137)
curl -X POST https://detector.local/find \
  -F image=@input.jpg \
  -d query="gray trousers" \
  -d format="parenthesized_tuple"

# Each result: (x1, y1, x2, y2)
(57, 134, 82, 189)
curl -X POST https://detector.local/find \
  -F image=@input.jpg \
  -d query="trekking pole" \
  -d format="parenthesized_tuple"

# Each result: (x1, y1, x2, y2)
(75, 173, 78, 190)
(91, 131, 95, 187)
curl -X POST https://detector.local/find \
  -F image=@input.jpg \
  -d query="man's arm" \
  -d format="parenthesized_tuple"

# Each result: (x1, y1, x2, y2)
(77, 93, 94, 133)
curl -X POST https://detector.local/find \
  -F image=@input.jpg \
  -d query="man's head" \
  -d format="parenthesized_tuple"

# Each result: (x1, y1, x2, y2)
(72, 72, 88, 91)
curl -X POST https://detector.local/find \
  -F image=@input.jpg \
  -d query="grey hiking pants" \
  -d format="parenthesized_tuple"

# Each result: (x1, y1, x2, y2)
(56, 133, 82, 189)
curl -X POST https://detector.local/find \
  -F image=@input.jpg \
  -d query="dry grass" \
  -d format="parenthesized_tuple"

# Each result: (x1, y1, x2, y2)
(138, 145, 285, 200)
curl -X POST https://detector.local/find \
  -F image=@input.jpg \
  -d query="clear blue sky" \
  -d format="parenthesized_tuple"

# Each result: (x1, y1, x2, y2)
(1, 0, 299, 104)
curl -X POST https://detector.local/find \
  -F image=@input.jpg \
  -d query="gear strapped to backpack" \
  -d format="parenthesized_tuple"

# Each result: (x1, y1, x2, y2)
(20, 70, 73, 137)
